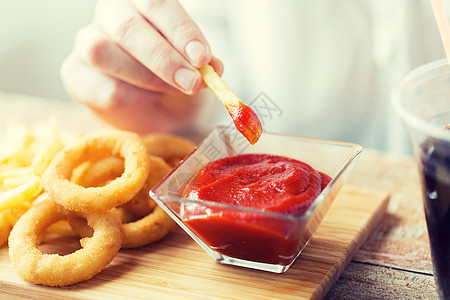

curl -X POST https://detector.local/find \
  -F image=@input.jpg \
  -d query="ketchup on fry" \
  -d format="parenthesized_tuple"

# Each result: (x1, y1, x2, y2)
(182, 153, 331, 265)
(226, 103, 262, 145)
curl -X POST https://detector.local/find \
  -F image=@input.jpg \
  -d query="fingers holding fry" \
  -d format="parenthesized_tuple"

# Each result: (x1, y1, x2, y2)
(200, 64, 262, 145)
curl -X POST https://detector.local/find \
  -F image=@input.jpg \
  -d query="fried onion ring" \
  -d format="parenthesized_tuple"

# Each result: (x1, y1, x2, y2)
(122, 205, 175, 248)
(69, 155, 175, 248)
(42, 131, 150, 213)
(71, 156, 155, 219)
(142, 133, 196, 167)
(121, 156, 175, 248)
(72, 157, 124, 188)
(121, 195, 157, 219)
(8, 198, 123, 287)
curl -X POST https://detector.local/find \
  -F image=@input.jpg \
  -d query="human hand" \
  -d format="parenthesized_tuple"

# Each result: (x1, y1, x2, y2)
(61, 0, 223, 134)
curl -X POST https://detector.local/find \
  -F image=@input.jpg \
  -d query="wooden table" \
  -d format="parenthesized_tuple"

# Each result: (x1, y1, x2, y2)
(0, 92, 440, 299)
(326, 151, 438, 299)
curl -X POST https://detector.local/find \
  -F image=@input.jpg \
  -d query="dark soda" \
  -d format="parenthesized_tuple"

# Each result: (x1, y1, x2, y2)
(419, 137, 450, 299)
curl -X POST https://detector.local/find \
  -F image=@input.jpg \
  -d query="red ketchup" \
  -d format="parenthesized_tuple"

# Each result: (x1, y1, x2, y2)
(182, 153, 332, 265)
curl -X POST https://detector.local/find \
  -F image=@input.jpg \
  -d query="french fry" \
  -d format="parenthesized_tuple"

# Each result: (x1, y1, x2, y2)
(3, 200, 33, 227)
(43, 220, 79, 240)
(0, 120, 73, 246)
(3, 174, 36, 190)
(0, 167, 32, 184)
(0, 122, 36, 166)
(0, 176, 41, 211)
(199, 64, 263, 145)
(32, 136, 64, 176)
(0, 213, 11, 247)
(30, 190, 51, 206)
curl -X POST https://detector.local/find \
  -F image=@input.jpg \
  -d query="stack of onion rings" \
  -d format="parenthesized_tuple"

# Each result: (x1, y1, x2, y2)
(8, 129, 196, 287)
(69, 155, 176, 248)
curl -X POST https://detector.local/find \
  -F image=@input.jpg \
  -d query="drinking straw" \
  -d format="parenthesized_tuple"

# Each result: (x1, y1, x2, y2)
(431, 0, 450, 64)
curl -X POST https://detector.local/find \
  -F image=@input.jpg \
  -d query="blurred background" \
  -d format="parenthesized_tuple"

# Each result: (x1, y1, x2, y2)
(0, 1, 95, 101)
(0, 1, 447, 154)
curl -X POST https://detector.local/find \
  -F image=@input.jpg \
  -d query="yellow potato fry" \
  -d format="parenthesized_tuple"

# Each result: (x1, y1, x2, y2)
(3, 200, 32, 227)
(3, 174, 35, 189)
(32, 192, 51, 206)
(0, 120, 69, 247)
(0, 162, 22, 171)
(32, 136, 64, 176)
(0, 176, 41, 211)
(200, 64, 240, 107)
(0, 167, 32, 183)
(0, 122, 27, 162)
(0, 212, 11, 247)
(0, 122, 36, 166)
(199, 65, 262, 145)
(44, 220, 78, 239)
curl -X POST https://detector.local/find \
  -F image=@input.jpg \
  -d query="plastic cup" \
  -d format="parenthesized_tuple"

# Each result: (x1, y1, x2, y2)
(392, 58, 450, 299)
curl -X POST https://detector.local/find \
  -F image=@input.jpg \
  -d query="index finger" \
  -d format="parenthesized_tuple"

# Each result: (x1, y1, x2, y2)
(131, 0, 212, 68)
(96, 0, 202, 94)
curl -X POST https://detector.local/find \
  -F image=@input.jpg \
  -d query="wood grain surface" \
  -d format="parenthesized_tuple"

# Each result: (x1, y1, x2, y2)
(326, 151, 439, 299)
(0, 186, 388, 300)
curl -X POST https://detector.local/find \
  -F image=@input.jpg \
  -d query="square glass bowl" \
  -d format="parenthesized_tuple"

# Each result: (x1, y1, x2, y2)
(150, 126, 363, 273)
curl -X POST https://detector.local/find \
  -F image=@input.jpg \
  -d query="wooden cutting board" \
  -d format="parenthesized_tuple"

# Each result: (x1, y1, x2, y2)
(0, 185, 389, 300)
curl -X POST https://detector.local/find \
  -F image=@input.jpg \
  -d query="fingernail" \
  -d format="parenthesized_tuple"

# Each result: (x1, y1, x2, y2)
(185, 41, 206, 65)
(174, 68, 197, 92)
